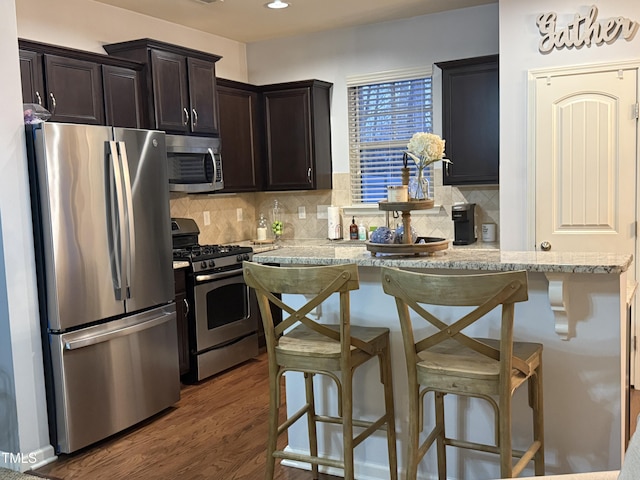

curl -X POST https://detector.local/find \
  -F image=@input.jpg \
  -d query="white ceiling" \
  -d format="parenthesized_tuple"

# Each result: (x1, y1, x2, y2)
(93, 0, 497, 43)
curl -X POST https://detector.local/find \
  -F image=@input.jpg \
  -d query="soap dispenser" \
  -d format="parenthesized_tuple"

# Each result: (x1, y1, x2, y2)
(349, 217, 358, 240)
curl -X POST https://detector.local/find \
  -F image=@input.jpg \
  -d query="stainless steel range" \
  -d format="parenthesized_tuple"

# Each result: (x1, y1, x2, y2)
(172, 218, 259, 383)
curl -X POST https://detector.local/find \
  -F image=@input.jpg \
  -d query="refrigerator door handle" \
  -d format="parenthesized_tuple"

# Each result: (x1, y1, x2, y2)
(108, 140, 126, 300)
(118, 141, 136, 299)
(63, 312, 174, 350)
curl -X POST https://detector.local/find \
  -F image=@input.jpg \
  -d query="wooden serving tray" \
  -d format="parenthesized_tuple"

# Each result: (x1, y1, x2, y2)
(378, 199, 434, 211)
(365, 237, 449, 256)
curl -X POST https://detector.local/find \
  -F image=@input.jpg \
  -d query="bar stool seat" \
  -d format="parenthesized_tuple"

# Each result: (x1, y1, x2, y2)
(244, 262, 398, 480)
(381, 267, 544, 479)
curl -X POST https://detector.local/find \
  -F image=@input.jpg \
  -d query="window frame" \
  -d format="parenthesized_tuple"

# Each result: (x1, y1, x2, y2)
(347, 67, 434, 205)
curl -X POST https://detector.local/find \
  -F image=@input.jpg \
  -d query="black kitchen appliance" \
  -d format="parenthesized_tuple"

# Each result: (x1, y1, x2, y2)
(452, 203, 477, 245)
(171, 217, 258, 383)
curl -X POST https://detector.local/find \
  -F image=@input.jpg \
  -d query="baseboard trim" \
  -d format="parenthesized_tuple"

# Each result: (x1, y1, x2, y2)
(1, 446, 56, 472)
(280, 445, 399, 480)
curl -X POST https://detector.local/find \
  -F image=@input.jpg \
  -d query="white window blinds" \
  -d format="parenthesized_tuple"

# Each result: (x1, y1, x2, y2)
(347, 68, 433, 204)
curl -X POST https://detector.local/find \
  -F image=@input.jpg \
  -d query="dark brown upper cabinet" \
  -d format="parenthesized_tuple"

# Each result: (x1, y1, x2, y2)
(19, 49, 44, 106)
(43, 54, 105, 125)
(104, 39, 221, 136)
(102, 65, 142, 129)
(262, 80, 332, 191)
(18, 39, 143, 128)
(217, 78, 263, 192)
(436, 55, 499, 186)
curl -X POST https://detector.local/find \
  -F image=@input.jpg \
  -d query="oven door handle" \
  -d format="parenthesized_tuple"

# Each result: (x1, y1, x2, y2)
(195, 270, 242, 282)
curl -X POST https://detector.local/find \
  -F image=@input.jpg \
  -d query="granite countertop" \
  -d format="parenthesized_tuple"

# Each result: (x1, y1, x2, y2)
(252, 241, 633, 274)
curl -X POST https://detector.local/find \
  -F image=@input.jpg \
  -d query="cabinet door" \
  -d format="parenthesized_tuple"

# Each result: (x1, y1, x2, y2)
(187, 57, 219, 135)
(440, 56, 499, 185)
(102, 65, 141, 128)
(264, 87, 313, 190)
(19, 50, 45, 106)
(44, 54, 104, 125)
(150, 49, 189, 133)
(218, 83, 261, 192)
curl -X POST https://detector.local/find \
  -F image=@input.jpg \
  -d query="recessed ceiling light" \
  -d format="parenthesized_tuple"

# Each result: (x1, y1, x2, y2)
(265, 0, 290, 9)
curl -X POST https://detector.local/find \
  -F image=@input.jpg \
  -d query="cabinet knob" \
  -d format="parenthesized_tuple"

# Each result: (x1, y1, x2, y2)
(49, 92, 57, 114)
(183, 108, 189, 126)
(35, 91, 42, 106)
(540, 241, 551, 251)
(192, 109, 198, 128)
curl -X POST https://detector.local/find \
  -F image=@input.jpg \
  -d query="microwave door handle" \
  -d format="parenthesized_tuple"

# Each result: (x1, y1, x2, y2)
(118, 141, 136, 299)
(108, 140, 126, 301)
(207, 148, 217, 185)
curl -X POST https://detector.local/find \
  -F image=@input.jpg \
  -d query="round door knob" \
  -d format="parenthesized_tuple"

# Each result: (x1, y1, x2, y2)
(540, 241, 551, 251)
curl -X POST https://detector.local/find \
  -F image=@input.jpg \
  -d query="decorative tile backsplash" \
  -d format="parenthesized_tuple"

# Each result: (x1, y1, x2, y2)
(169, 170, 499, 244)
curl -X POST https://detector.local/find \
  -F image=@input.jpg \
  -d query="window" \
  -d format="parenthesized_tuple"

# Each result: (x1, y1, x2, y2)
(347, 67, 433, 204)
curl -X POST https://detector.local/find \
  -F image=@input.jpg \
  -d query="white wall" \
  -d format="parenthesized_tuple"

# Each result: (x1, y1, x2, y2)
(499, 1, 640, 250)
(0, 1, 53, 471)
(15, 0, 248, 81)
(247, 4, 499, 175)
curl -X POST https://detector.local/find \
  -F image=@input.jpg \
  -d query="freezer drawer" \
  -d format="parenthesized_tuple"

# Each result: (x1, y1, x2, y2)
(50, 304, 180, 453)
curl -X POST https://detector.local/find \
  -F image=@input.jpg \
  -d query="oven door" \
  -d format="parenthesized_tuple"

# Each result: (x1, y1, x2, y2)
(193, 270, 257, 352)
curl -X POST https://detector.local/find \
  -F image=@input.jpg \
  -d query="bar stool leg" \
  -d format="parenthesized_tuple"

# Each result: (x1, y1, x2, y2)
(531, 362, 545, 475)
(435, 392, 447, 480)
(304, 372, 319, 479)
(406, 381, 420, 480)
(379, 347, 398, 480)
(265, 369, 279, 480)
(499, 393, 513, 478)
(343, 367, 355, 480)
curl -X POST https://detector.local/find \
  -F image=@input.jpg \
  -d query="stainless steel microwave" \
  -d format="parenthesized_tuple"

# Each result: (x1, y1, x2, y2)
(166, 134, 224, 193)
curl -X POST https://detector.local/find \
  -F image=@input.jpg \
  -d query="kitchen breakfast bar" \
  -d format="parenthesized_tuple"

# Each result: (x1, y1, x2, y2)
(252, 244, 633, 479)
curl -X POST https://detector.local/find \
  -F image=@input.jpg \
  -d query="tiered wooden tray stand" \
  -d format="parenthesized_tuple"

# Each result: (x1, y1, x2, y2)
(365, 197, 449, 256)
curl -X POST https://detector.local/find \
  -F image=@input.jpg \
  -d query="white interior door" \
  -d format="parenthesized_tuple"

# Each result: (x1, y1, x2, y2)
(533, 65, 639, 385)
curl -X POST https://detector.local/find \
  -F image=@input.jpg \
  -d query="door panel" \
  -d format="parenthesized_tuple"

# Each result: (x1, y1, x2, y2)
(44, 54, 104, 124)
(113, 128, 173, 312)
(51, 304, 179, 453)
(150, 50, 189, 133)
(535, 69, 637, 258)
(187, 57, 219, 135)
(36, 123, 124, 330)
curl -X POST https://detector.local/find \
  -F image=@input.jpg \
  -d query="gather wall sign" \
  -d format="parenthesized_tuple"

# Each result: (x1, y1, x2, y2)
(536, 5, 639, 54)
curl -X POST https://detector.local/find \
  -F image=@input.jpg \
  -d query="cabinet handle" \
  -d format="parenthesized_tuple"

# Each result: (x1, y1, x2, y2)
(445, 162, 450, 176)
(192, 109, 198, 128)
(307, 167, 312, 183)
(49, 93, 56, 114)
(35, 91, 42, 106)
(183, 108, 189, 126)
(183, 298, 190, 317)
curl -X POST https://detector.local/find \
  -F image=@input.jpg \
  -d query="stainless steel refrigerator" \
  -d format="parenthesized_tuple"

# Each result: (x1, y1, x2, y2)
(26, 122, 180, 454)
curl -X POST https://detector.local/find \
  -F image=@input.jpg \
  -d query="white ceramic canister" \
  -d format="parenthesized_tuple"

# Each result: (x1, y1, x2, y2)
(481, 223, 497, 242)
(387, 185, 408, 203)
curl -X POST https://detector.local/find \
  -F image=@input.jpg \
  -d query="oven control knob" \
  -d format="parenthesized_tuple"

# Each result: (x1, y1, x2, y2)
(200, 261, 207, 269)
(236, 254, 243, 262)
(243, 253, 250, 261)
(209, 260, 215, 267)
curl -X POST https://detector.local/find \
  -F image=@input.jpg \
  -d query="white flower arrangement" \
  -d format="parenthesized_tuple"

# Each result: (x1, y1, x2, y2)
(404, 132, 451, 169)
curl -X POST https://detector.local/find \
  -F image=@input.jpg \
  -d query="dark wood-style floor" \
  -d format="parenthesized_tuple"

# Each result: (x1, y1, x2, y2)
(30, 352, 640, 480)
(33, 353, 339, 480)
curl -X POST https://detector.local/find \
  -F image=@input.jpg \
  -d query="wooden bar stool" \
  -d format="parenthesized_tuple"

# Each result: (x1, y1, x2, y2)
(381, 267, 544, 479)
(243, 262, 398, 480)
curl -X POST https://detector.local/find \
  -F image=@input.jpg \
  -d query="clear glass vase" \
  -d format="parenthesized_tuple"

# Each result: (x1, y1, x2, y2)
(409, 167, 430, 200)
(271, 199, 283, 241)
